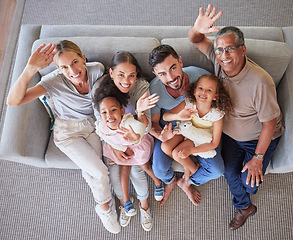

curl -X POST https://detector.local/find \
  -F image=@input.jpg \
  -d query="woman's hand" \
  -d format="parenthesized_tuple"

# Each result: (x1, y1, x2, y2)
(117, 125, 141, 143)
(136, 91, 159, 114)
(27, 43, 57, 72)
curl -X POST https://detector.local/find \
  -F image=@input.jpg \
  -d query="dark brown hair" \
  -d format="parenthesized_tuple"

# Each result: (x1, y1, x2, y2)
(186, 74, 234, 114)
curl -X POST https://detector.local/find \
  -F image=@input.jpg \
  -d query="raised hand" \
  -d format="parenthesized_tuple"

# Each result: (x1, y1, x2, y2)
(193, 4, 223, 34)
(177, 106, 198, 120)
(117, 125, 141, 143)
(27, 43, 57, 72)
(136, 92, 159, 114)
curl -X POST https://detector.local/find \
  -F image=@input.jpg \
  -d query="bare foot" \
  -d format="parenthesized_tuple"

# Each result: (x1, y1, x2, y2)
(177, 177, 201, 206)
(159, 177, 178, 206)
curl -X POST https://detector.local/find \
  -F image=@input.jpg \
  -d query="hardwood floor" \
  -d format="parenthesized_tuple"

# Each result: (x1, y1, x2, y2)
(0, 0, 17, 73)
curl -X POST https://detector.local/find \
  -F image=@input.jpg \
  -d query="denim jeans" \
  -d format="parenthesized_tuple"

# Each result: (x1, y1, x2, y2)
(189, 147, 224, 186)
(221, 133, 281, 209)
(152, 138, 176, 184)
(54, 117, 112, 204)
(152, 139, 224, 185)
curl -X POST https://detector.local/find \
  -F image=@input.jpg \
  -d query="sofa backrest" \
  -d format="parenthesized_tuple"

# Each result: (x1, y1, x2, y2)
(33, 35, 290, 87)
(162, 38, 290, 86)
(32, 37, 161, 80)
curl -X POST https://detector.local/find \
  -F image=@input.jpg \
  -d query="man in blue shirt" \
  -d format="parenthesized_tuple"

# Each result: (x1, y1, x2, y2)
(149, 45, 222, 206)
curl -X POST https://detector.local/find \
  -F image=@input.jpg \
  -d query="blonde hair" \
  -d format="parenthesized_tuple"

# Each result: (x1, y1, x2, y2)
(53, 40, 83, 65)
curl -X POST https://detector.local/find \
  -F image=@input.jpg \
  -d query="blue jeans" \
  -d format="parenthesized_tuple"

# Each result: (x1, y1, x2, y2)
(189, 147, 224, 185)
(152, 139, 176, 184)
(221, 133, 281, 209)
(152, 139, 224, 185)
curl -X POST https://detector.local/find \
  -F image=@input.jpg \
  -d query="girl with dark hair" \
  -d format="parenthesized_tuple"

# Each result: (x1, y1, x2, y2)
(93, 51, 162, 231)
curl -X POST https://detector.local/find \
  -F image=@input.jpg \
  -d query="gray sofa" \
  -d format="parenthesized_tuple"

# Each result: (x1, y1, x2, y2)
(0, 24, 292, 174)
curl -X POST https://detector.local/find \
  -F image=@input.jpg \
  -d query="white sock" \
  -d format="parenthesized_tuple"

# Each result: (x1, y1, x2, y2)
(98, 203, 111, 215)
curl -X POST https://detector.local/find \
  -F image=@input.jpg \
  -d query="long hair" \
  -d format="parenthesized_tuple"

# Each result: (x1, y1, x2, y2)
(110, 50, 143, 78)
(186, 74, 234, 114)
(93, 77, 130, 112)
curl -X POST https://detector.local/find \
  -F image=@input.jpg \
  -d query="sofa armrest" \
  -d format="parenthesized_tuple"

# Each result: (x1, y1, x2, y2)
(0, 24, 51, 168)
(270, 27, 293, 173)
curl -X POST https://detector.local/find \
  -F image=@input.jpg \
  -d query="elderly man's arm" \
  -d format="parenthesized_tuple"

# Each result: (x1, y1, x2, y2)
(241, 118, 277, 187)
(188, 4, 222, 54)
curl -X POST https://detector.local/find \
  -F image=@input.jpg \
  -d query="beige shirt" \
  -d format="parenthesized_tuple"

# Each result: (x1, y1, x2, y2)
(206, 43, 284, 141)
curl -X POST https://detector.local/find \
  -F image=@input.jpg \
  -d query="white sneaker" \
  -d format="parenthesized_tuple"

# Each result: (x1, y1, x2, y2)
(139, 206, 153, 231)
(95, 203, 121, 234)
(119, 206, 131, 227)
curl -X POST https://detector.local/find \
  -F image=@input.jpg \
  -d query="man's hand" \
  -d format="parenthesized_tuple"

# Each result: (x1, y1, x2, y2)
(192, 4, 222, 35)
(159, 122, 178, 142)
(242, 157, 264, 187)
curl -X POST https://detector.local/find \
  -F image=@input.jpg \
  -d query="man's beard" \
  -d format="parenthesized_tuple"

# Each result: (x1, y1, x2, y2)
(166, 72, 184, 90)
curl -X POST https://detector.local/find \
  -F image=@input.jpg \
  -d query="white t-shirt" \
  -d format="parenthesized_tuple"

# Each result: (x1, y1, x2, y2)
(38, 62, 104, 120)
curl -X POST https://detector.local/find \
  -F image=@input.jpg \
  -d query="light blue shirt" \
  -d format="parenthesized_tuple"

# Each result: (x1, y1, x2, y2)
(150, 66, 209, 128)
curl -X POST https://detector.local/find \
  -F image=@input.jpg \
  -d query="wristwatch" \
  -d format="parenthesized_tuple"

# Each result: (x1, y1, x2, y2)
(254, 153, 264, 160)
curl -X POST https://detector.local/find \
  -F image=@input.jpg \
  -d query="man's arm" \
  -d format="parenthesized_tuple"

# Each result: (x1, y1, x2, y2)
(242, 118, 277, 187)
(150, 113, 175, 142)
(188, 4, 222, 54)
(150, 113, 163, 139)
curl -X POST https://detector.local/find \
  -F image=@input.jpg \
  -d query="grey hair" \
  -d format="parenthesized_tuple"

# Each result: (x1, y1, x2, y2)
(214, 26, 245, 48)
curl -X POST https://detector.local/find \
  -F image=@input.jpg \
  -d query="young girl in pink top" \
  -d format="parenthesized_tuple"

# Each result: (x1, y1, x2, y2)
(93, 83, 162, 219)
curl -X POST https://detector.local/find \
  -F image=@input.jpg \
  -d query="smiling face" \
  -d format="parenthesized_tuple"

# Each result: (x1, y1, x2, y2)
(194, 76, 217, 104)
(153, 55, 184, 90)
(109, 62, 137, 93)
(99, 97, 125, 130)
(215, 33, 246, 77)
(55, 51, 87, 83)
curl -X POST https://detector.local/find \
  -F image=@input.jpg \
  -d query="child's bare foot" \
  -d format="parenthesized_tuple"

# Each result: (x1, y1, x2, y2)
(177, 177, 201, 206)
(159, 177, 177, 206)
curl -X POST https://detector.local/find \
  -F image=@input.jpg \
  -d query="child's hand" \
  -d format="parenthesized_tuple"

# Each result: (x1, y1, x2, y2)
(177, 107, 198, 120)
(124, 148, 134, 157)
(117, 125, 141, 143)
(110, 147, 132, 161)
(178, 148, 193, 158)
(137, 92, 159, 114)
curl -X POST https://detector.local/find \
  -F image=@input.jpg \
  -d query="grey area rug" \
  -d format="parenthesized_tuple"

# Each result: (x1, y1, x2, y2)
(0, 159, 293, 240)
(1, 0, 293, 239)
